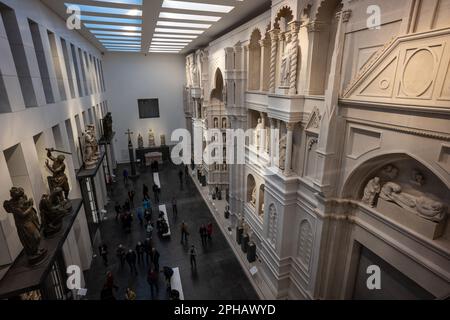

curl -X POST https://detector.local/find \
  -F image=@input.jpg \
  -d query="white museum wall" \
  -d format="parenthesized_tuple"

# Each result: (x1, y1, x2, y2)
(103, 53, 187, 164)
(0, 0, 102, 273)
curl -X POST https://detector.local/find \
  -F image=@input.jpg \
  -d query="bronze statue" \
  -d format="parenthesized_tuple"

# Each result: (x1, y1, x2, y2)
(46, 149, 70, 200)
(39, 187, 69, 238)
(103, 112, 113, 139)
(3, 187, 47, 265)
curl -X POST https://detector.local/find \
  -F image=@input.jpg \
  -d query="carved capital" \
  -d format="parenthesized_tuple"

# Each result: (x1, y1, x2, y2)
(269, 28, 281, 41)
(286, 122, 296, 131)
(306, 20, 324, 33)
(289, 20, 301, 35)
(342, 10, 352, 22)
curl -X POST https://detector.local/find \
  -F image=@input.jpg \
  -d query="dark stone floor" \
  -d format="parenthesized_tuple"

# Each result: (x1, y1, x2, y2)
(84, 163, 258, 300)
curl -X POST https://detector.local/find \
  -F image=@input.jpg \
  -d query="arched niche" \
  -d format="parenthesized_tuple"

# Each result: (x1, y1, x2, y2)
(210, 68, 224, 104)
(247, 174, 256, 207)
(248, 29, 262, 91)
(258, 184, 265, 216)
(298, 219, 313, 268)
(307, 0, 343, 95)
(274, 6, 294, 32)
(343, 153, 449, 239)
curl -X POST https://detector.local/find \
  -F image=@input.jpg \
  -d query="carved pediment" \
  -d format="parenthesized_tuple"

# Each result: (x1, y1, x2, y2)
(305, 107, 321, 133)
(342, 28, 450, 110)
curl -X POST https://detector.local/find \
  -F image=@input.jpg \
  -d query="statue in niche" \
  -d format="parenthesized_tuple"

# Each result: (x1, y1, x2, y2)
(254, 118, 264, 148)
(279, 134, 287, 170)
(379, 182, 447, 222)
(222, 118, 227, 129)
(214, 118, 219, 128)
(379, 164, 399, 181)
(192, 63, 199, 87)
(280, 33, 294, 87)
(3, 187, 47, 265)
(39, 187, 69, 238)
(46, 149, 70, 200)
(362, 177, 381, 207)
(411, 169, 426, 186)
(160, 134, 166, 146)
(250, 186, 257, 207)
(103, 112, 113, 139)
(137, 134, 144, 149)
(83, 126, 100, 169)
(148, 129, 156, 147)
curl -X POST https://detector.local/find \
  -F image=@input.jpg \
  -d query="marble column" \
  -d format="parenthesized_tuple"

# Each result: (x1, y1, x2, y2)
(269, 29, 280, 93)
(284, 123, 295, 176)
(260, 112, 266, 154)
(269, 118, 276, 167)
(289, 21, 301, 95)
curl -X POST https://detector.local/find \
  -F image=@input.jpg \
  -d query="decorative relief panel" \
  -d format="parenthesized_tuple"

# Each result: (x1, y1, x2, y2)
(343, 28, 450, 109)
(267, 204, 278, 247)
(298, 219, 313, 269)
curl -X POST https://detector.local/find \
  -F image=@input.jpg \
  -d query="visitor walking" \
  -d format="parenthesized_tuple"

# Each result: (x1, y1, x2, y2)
(180, 222, 189, 244)
(123, 168, 129, 185)
(126, 249, 138, 275)
(151, 247, 160, 272)
(147, 268, 159, 299)
(172, 198, 178, 219)
(128, 189, 136, 208)
(207, 222, 213, 241)
(116, 244, 126, 268)
(99, 244, 108, 267)
(144, 238, 153, 264)
(143, 183, 150, 200)
(136, 241, 145, 265)
(114, 202, 122, 221)
(153, 183, 160, 203)
(190, 245, 197, 269)
(199, 224, 207, 247)
(178, 170, 183, 189)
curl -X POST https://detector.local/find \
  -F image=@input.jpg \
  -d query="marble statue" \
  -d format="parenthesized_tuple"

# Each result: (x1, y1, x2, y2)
(46, 149, 70, 200)
(279, 134, 287, 170)
(362, 177, 381, 207)
(148, 129, 156, 147)
(251, 186, 257, 207)
(214, 118, 219, 128)
(3, 187, 47, 265)
(160, 134, 166, 146)
(254, 118, 264, 148)
(222, 118, 227, 129)
(83, 126, 100, 169)
(103, 112, 113, 139)
(280, 34, 294, 87)
(39, 187, 69, 237)
(137, 134, 144, 149)
(380, 182, 446, 222)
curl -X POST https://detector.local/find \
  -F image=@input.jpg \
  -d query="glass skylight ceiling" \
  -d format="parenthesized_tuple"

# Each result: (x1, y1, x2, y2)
(64, 1, 241, 54)
(65, 1, 143, 52)
(149, 0, 236, 54)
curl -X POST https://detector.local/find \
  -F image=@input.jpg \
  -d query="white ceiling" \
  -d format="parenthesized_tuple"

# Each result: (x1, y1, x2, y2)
(41, 0, 271, 54)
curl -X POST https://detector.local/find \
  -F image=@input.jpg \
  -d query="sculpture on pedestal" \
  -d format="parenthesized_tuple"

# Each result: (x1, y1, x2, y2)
(137, 134, 144, 149)
(45, 149, 70, 200)
(362, 177, 381, 207)
(160, 134, 166, 146)
(3, 187, 47, 265)
(83, 125, 100, 169)
(39, 187, 69, 238)
(148, 129, 156, 147)
(103, 112, 113, 139)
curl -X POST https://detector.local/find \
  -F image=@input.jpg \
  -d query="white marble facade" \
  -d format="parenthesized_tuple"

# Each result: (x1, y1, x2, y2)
(184, 0, 450, 299)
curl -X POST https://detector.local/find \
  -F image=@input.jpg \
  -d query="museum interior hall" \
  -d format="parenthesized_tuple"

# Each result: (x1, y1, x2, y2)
(0, 0, 449, 301)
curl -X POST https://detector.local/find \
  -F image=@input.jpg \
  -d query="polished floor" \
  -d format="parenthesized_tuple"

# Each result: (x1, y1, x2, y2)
(84, 163, 258, 300)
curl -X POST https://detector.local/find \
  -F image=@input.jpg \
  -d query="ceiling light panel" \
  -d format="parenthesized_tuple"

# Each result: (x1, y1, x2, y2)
(64, 4, 142, 16)
(153, 33, 197, 39)
(95, 35, 142, 40)
(159, 12, 221, 22)
(155, 28, 204, 34)
(100, 40, 142, 44)
(151, 41, 190, 46)
(80, 16, 142, 24)
(151, 38, 191, 42)
(84, 24, 142, 31)
(162, 0, 234, 13)
(91, 30, 141, 36)
(156, 21, 211, 29)
(92, 0, 143, 5)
